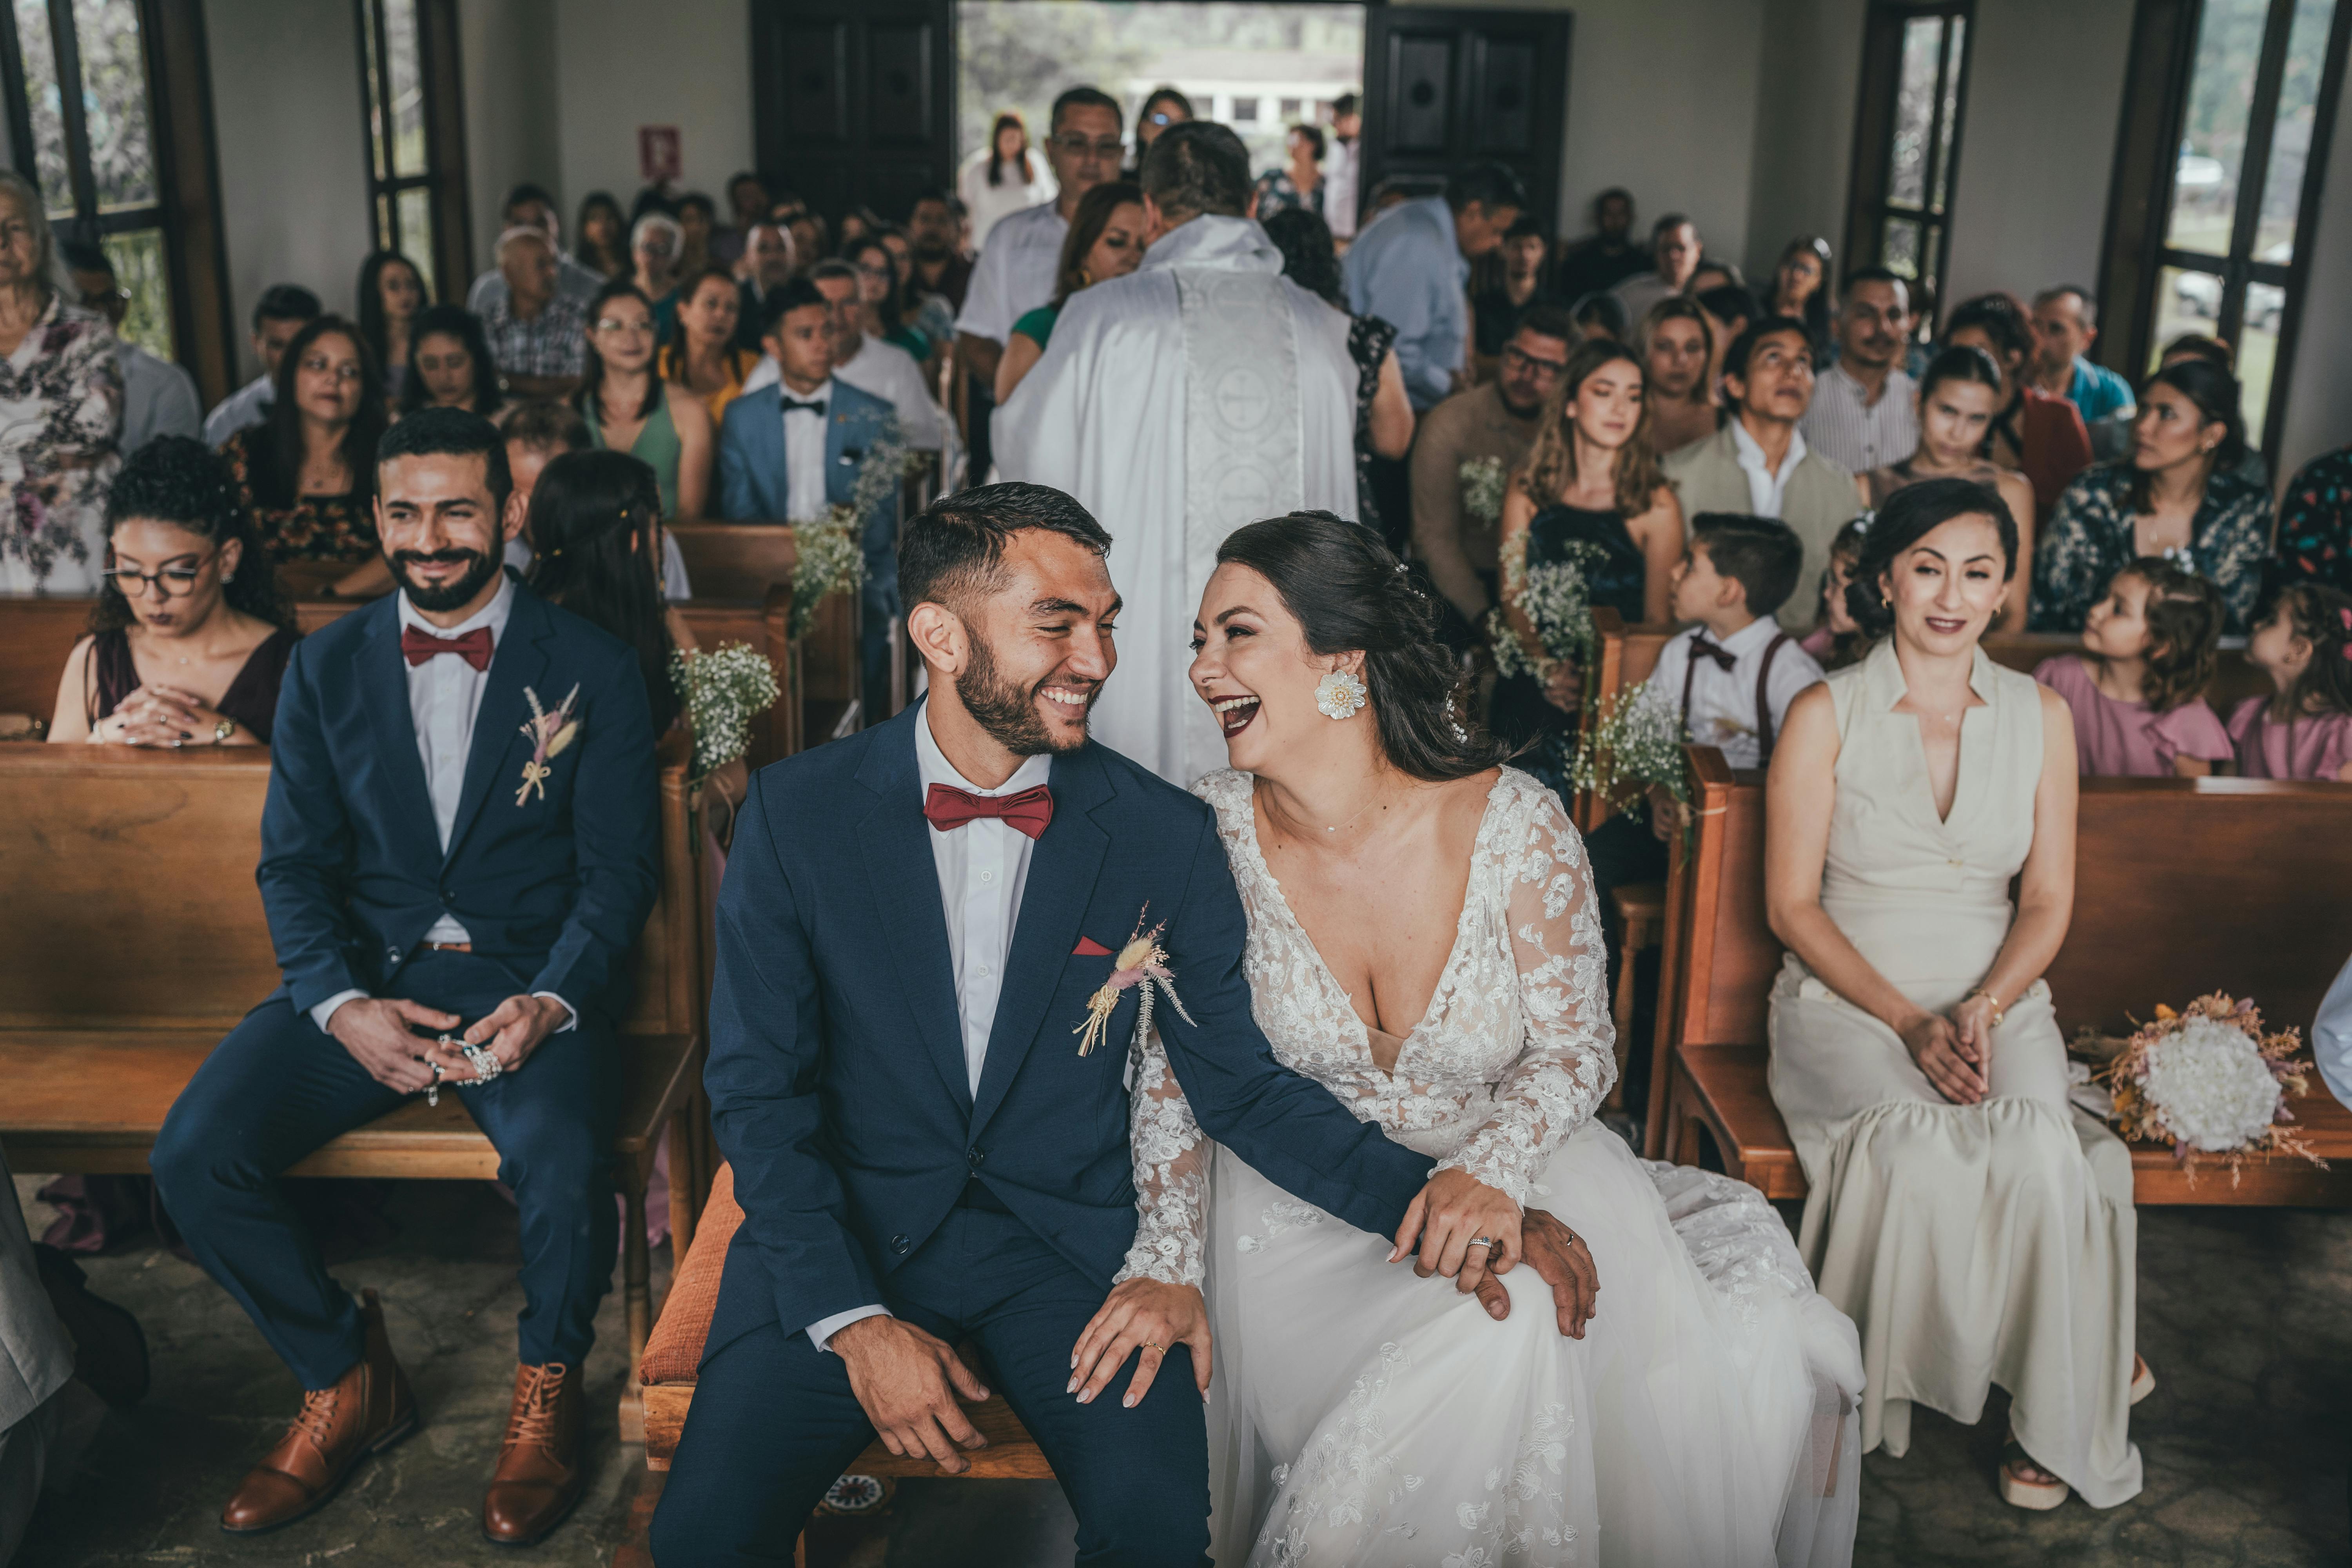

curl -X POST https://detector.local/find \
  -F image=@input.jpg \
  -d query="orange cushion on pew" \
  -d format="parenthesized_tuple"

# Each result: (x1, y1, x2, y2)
(641, 1163, 743, 1387)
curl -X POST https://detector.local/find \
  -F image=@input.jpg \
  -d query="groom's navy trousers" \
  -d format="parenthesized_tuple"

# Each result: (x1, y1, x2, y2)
(651, 704, 1434, 1563)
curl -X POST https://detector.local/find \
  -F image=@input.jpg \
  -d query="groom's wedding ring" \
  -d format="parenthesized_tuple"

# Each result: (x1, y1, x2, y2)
(1468, 1236, 1496, 1249)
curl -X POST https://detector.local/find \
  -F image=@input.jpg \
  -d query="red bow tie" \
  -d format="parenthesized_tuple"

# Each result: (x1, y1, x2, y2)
(401, 624, 495, 671)
(923, 781, 1054, 840)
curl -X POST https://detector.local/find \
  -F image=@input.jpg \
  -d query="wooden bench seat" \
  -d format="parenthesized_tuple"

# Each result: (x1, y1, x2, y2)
(0, 742, 713, 1434)
(1653, 748, 2352, 1206)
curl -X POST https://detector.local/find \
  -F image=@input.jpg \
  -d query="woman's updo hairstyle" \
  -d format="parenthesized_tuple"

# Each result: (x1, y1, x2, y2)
(1844, 476, 2016, 639)
(94, 435, 293, 633)
(1917, 343, 2005, 402)
(1214, 511, 1510, 782)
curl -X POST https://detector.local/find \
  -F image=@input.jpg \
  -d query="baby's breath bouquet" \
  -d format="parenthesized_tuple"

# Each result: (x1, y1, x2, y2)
(1568, 679, 1690, 818)
(1458, 456, 1509, 531)
(670, 641, 782, 783)
(1486, 538, 1608, 683)
(787, 436, 910, 640)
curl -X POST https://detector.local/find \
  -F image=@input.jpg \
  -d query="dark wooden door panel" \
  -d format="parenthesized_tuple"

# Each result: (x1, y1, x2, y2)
(753, 0, 954, 225)
(1360, 7, 1570, 234)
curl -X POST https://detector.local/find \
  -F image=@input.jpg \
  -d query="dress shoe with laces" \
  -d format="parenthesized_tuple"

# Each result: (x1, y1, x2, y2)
(482, 1361, 584, 1546)
(220, 1288, 417, 1534)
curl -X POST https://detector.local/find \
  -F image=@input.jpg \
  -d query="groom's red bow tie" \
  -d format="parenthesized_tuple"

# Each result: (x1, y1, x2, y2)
(400, 624, 494, 671)
(924, 782, 1054, 840)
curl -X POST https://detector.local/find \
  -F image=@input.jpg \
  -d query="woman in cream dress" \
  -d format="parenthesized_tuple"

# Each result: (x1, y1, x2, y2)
(1764, 476, 2143, 1510)
(1073, 512, 1864, 1566)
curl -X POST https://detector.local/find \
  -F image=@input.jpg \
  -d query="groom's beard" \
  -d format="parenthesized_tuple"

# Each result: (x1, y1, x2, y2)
(958, 633, 1094, 755)
(390, 546, 502, 612)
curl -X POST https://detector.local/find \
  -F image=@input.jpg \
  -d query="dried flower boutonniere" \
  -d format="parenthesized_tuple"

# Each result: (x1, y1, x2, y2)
(515, 683, 581, 805)
(1074, 906, 1195, 1058)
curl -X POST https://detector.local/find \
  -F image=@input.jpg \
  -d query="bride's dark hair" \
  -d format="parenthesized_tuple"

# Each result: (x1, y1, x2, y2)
(1215, 512, 1511, 782)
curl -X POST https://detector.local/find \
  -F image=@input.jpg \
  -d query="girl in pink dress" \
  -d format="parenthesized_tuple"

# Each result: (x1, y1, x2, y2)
(2231, 582, 2352, 780)
(1800, 517, 1869, 671)
(2033, 557, 2230, 776)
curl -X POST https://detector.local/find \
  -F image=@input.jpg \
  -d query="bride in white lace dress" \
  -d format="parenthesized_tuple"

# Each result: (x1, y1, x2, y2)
(1079, 514, 1864, 1566)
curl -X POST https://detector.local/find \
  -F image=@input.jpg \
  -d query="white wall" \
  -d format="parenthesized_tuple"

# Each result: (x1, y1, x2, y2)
(201, 0, 375, 383)
(459, 0, 560, 277)
(550, 0, 756, 222)
(1742, 0, 1862, 280)
(1424, 0, 1768, 261)
(2277, 79, 2352, 477)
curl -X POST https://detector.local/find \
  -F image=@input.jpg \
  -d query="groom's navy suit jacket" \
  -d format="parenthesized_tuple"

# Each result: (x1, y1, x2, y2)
(703, 702, 1432, 1352)
(256, 584, 661, 1023)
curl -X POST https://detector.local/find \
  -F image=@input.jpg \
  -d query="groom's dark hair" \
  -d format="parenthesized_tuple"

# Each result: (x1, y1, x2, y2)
(901, 482, 1112, 615)
(377, 404, 512, 518)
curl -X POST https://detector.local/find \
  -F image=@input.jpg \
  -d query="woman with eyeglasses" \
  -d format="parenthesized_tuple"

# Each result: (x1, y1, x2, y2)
(845, 231, 934, 365)
(1123, 85, 1194, 177)
(218, 314, 391, 597)
(49, 436, 299, 746)
(577, 279, 714, 522)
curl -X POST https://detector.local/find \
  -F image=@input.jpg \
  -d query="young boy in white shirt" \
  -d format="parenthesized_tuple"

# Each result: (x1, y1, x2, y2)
(1586, 512, 1825, 1116)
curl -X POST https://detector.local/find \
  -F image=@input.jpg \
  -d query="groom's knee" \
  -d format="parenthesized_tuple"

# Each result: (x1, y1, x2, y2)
(1065, 1419, 1212, 1568)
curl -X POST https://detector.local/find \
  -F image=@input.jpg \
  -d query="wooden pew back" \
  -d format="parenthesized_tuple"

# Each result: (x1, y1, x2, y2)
(0, 598, 90, 720)
(668, 523, 796, 604)
(1981, 632, 2270, 722)
(1573, 609, 1677, 830)
(0, 745, 696, 1040)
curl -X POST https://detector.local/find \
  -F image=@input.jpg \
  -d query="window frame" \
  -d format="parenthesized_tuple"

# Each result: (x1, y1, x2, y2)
(2097, 0, 2352, 467)
(1841, 0, 1976, 338)
(0, 0, 235, 401)
(352, 0, 472, 302)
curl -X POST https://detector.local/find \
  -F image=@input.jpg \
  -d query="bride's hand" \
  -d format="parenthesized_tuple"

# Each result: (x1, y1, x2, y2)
(1390, 1168, 1522, 1295)
(1069, 1279, 1213, 1408)
(1898, 1009, 1985, 1105)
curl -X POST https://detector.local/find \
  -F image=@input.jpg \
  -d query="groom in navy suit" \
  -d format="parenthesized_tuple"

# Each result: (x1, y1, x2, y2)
(152, 409, 659, 1544)
(651, 484, 1589, 1565)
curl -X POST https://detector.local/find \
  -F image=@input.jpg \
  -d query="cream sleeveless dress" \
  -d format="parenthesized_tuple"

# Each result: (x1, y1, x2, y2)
(1765, 638, 2141, 1506)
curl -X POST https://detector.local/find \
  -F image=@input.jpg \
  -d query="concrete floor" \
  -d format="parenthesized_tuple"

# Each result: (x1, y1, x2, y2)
(12, 1179, 2352, 1567)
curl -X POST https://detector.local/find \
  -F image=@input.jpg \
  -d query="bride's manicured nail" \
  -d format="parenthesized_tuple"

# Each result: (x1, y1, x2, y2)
(1066, 1377, 1079, 1393)
(1076, 1389, 1093, 1404)
(1123, 1394, 1137, 1408)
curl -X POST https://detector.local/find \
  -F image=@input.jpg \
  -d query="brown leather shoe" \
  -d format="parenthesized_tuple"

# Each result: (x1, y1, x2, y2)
(220, 1288, 417, 1534)
(481, 1361, 584, 1546)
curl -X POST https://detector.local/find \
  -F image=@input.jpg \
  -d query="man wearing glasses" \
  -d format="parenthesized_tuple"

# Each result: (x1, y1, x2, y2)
(1408, 308, 1576, 639)
(953, 85, 1124, 479)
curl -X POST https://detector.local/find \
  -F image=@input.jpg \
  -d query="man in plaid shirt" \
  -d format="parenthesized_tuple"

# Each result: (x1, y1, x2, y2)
(481, 228, 588, 400)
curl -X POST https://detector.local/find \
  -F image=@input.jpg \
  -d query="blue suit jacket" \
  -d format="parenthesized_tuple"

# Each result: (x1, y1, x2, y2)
(257, 584, 661, 1024)
(717, 378, 897, 524)
(703, 704, 1432, 1352)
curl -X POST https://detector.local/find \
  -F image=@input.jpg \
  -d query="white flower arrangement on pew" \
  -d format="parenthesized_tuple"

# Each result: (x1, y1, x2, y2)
(786, 436, 913, 641)
(1485, 537, 1608, 684)
(2089, 993, 2322, 1184)
(1568, 678, 1691, 824)
(669, 642, 781, 785)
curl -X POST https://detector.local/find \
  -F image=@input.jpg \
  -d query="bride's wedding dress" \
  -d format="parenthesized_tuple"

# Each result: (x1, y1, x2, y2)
(1120, 768, 1865, 1566)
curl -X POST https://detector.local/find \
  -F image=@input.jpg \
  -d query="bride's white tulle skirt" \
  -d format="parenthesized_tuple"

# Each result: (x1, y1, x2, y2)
(1205, 1118, 1866, 1567)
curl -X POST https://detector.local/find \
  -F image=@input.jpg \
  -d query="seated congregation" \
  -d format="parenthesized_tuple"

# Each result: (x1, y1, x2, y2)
(5, 69, 2352, 1568)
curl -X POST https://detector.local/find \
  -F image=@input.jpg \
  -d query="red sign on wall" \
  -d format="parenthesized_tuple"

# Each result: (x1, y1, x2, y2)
(639, 126, 682, 184)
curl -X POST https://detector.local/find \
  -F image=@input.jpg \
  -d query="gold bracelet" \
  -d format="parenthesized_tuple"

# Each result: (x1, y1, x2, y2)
(1964, 987, 2006, 1029)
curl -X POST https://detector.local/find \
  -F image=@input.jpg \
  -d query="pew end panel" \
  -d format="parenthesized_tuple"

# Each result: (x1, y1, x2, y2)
(1570, 612, 1677, 832)
(1654, 764, 2352, 1207)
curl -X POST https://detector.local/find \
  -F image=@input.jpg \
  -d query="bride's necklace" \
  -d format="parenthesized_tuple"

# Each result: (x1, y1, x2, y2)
(1263, 779, 1391, 840)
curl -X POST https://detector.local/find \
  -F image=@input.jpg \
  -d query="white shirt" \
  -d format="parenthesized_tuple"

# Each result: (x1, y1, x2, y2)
(833, 335, 944, 452)
(1645, 615, 1826, 770)
(117, 342, 201, 456)
(308, 579, 574, 1036)
(1800, 363, 1918, 477)
(200, 373, 272, 448)
(804, 704, 1053, 1351)
(1324, 137, 1359, 240)
(1730, 419, 1810, 519)
(782, 375, 835, 522)
(958, 147, 1058, 253)
(953, 200, 1067, 346)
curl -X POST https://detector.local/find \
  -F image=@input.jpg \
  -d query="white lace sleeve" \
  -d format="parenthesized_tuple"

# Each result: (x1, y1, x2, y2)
(1433, 781, 1617, 1205)
(1113, 1026, 1210, 1287)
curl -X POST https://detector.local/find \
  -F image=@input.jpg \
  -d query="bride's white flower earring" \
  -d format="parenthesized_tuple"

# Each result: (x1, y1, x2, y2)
(1315, 667, 1368, 720)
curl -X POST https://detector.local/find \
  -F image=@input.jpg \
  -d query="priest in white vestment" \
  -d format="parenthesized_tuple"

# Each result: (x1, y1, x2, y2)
(993, 122, 1361, 785)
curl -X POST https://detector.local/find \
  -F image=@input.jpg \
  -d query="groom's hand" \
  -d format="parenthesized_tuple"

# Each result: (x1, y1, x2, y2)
(1070, 1279, 1213, 1409)
(831, 1316, 993, 1474)
(1514, 1210, 1599, 1339)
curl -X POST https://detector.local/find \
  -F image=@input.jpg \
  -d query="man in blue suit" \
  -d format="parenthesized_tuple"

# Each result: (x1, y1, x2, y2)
(720, 276, 902, 723)
(152, 409, 659, 1545)
(650, 484, 1592, 1564)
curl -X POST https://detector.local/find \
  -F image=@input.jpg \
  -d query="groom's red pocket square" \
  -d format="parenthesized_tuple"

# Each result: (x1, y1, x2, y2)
(1073, 936, 1114, 956)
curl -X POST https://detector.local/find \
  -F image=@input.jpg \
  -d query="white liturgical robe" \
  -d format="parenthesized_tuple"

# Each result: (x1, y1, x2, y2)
(992, 214, 1361, 786)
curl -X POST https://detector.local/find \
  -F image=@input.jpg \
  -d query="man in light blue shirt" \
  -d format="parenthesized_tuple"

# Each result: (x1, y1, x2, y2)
(1341, 162, 1527, 412)
(2030, 286, 2135, 458)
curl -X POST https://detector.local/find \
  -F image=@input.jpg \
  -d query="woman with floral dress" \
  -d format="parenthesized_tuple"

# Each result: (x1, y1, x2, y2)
(0, 170, 121, 595)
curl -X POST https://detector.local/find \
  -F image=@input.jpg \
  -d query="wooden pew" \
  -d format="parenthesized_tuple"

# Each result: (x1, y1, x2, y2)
(1652, 747, 2352, 1205)
(1573, 608, 1677, 832)
(0, 597, 90, 722)
(1982, 631, 2270, 717)
(670, 522, 864, 747)
(0, 743, 710, 1433)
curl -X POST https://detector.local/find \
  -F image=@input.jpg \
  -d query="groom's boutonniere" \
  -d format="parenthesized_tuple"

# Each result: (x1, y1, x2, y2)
(514, 683, 581, 806)
(1074, 905, 1195, 1057)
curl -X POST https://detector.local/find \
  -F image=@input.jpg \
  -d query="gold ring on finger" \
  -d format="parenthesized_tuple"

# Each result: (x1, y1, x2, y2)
(1141, 1341, 1165, 1353)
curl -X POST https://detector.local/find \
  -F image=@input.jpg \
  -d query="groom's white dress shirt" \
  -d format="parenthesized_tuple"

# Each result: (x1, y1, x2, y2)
(309, 580, 573, 1037)
(805, 707, 1052, 1350)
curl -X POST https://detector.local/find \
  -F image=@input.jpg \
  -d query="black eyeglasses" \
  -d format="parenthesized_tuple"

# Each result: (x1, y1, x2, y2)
(1050, 134, 1125, 159)
(105, 550, 216, 598)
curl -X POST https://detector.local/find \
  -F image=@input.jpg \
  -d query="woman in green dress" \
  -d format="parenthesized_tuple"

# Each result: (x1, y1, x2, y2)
(576, 280, 714, 521)
(992, 180, 1147, 406)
